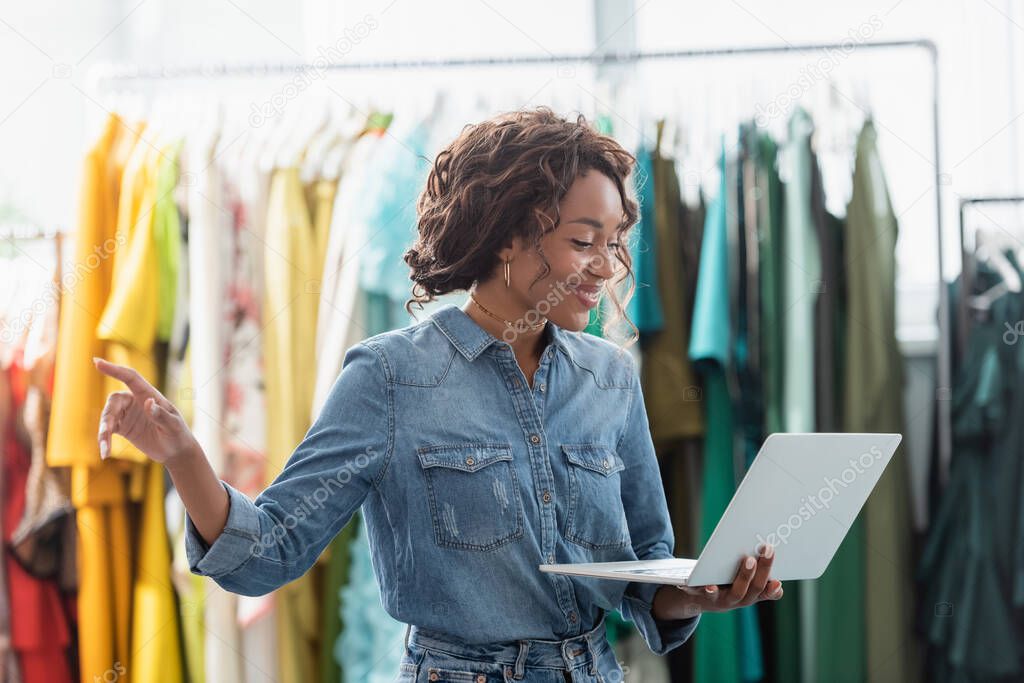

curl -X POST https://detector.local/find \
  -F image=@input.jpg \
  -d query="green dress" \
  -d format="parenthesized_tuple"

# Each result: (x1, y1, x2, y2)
(810, 134, 865, 683)
(780, 107, 823, 683)
(918, 248, 1024, 680)
(751, 125, 804, 683)
(689, 139, 757, 683)
(843, 119, 918, 683)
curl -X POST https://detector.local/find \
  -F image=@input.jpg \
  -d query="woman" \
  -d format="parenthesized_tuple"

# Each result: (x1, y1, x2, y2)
(94, 107, 782, 681)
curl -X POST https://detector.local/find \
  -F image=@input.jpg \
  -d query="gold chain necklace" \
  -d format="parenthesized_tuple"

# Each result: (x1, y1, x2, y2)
(469, 292, 546, 331)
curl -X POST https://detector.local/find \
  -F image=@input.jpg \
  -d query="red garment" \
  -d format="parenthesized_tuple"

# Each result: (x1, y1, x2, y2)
(3, 346, 72, 682)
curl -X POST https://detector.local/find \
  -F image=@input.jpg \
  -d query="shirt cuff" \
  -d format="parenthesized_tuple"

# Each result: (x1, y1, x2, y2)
(621, 579, 701, 655)
(184, 480, 262, 578)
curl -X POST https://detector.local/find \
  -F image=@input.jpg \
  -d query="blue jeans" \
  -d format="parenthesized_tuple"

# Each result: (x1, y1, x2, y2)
(395, 613, 626, 682)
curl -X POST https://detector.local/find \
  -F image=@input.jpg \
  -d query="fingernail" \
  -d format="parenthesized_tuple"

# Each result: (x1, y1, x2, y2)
(150, 401, 158, 416)
(705, 585, 716, 593)
(765, 544, 774, 559)
(100, 440, 108, 459)
(745, 556, 756, 570)
(99, 420, 106, 434)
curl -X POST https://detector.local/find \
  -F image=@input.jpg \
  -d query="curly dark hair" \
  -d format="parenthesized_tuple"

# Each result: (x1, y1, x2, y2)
(403, 105, 640, 342)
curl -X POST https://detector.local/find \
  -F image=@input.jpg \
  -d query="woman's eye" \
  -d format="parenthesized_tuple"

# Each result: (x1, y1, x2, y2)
(571, 239, 593, 248)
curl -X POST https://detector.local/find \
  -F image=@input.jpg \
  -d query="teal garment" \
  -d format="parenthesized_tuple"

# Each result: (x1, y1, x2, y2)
(919, 262, 1024, 681)
(584, 298, 606, 337)
(365, 291, 409, 336)
(731, 129, 765, 683)
(779, 107, 821, 435)
(358, 115, 432, 322)
(689, 142, 732, 366)
(780, 108, 822, 683)
(689, 140, 756, 683)
(626, 145, 664, 334)
(321, 518, 358, 683)
(604, 610, 634, 646)
(337, 510, 405, 682)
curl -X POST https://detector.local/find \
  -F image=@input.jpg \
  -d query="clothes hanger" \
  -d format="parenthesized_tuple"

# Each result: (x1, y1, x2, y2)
(301, 96, 344, 183)
(968, 227, 1023, 312)
(277, 91, 330, 170)
(259, 95, 300, 174)
(321, 104, 368, 182)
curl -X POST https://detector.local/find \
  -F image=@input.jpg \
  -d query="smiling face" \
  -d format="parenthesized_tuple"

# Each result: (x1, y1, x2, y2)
(500, 170, 627, 332)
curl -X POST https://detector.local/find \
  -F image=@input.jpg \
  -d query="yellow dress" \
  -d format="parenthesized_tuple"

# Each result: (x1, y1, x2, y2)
(46, 114, 145, 683)
(96, 140, 184, 683)
(263, 165, 323, 683)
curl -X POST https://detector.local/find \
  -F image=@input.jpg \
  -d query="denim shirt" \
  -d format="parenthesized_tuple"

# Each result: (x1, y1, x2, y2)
(185, 303, 700, 655)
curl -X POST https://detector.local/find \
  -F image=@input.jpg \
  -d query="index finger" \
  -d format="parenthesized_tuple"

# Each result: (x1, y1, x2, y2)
(93, 357, 163, 402)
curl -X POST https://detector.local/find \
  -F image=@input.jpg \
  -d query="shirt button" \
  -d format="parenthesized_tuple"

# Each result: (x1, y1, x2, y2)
(547, 554, 554, 563)
(529, 434, 540, 444)
(465, 456, 475, 466)
(539, 383, 546, 392)
(429, 673, 439, 682)
(542, 491, 551, 503)
(514, 378, 522, 388)
(568, 611, 577, 623)
(476, 676, 486, 683)
(602, 459, 610, 469)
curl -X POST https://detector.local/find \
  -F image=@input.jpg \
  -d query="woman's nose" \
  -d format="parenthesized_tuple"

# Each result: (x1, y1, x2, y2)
(588, 249, 618, 279)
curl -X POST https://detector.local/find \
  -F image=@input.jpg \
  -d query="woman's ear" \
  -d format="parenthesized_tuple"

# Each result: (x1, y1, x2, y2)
(497, 238, 519, 263)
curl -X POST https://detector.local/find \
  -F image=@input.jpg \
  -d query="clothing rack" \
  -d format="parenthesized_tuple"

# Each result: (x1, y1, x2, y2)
(92, 38, 951, 471)
(958, 195, 1024, 252)
(0, 223, 64, 241)
(956, 195, 1024, 360)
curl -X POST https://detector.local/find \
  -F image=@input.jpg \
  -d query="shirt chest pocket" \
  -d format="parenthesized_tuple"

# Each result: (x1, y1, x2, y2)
(561, 444, 630, 550)
(416, 443, 525, 551)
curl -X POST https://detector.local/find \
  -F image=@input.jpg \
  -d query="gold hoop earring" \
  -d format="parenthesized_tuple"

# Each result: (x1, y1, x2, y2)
(504, 260, 511, 288)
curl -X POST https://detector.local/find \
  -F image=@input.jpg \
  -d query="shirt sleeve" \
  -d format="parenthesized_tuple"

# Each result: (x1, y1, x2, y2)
(184, 341, 393, 596)
(615, 355, 701, 655)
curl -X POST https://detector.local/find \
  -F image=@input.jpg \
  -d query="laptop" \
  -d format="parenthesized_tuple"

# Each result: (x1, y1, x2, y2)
(539, 432, 902, 587)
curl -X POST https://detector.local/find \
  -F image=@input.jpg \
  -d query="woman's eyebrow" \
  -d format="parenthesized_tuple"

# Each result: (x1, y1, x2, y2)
(567, 217, 605, 229)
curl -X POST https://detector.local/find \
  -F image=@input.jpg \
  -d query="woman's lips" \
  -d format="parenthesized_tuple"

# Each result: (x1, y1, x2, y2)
(571, 285, 600, 310)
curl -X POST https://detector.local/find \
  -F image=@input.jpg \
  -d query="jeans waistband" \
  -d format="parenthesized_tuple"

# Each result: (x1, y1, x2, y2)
(405, 612, 607, 677)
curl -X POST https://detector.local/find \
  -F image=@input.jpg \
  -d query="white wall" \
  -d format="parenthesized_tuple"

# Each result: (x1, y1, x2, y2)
(4, 0, 1024, 346)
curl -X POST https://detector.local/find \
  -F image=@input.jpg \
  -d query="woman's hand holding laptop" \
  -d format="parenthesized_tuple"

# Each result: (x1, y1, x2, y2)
(652, 543, 783, 620)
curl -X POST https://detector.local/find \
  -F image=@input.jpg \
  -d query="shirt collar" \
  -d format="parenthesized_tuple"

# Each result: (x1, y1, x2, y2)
(430, 303, 576, 364)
